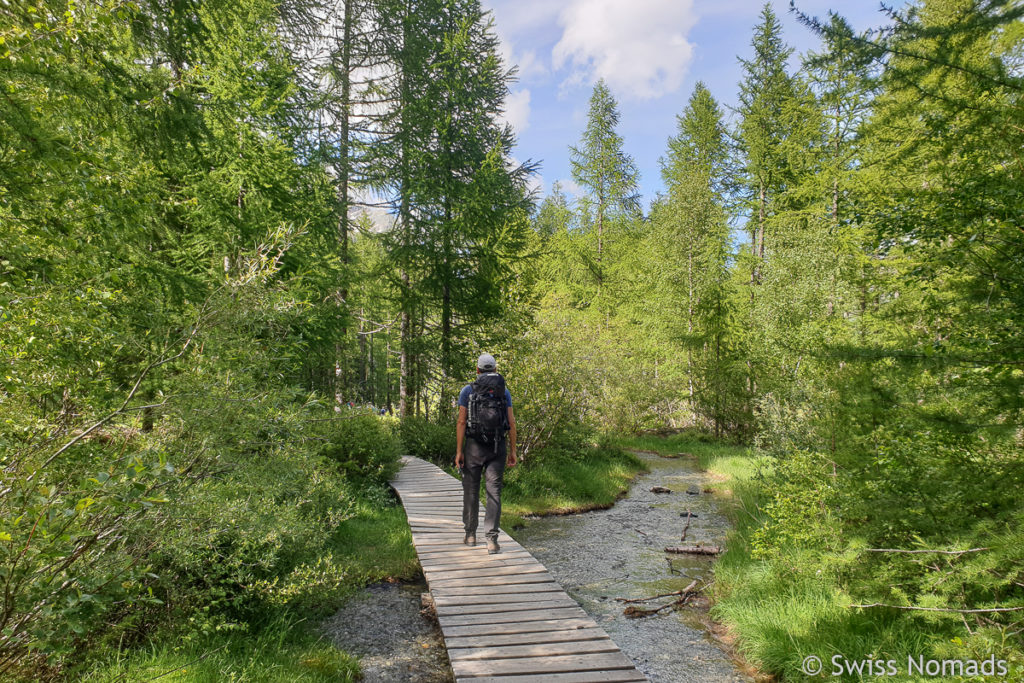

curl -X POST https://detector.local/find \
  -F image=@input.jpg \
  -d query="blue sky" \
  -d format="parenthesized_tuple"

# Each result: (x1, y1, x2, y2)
(481, 0, 907, 210)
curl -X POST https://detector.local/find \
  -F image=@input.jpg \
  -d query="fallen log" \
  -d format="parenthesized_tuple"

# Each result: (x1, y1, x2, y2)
(665, 545, 721, 556)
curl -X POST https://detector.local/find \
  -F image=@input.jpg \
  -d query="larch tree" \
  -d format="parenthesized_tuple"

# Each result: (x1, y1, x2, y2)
(569, 79, 640, 297)
(652, 83, 735, 434)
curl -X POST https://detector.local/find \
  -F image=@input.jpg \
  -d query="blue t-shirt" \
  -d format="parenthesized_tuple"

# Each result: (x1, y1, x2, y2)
(459, 383, 512, 408)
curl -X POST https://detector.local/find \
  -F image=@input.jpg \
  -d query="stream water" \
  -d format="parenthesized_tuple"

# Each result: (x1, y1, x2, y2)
(324, 451, 752, 682)
(510, 451, 752, 683)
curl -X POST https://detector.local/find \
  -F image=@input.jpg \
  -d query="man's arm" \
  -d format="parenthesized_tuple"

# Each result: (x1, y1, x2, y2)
(507, 406, 517, 467)
(456, 405, 467, 469)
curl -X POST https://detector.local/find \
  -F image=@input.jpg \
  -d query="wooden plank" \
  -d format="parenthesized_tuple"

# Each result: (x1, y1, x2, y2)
(455, 671, 648, 683)
(408, 521, 465, 527)
(425, 564, 549, 581)
(416, 544, 493, 554)
(404, 504, 466, 508)
(427, 582, 562, 596)
(423, 565, 549, 580)
(435, 598, 578, 616)
(428, 572, 557, 588)
(447, 638, 620, 661)
(419, 546, 530, 555)
(415, 534, 518, 546)
(437, 606, 588, 627)
(451, 652, 639, 678)
(432, 586, 564, 599)
(405, 517, 462, 525)
(421, 557, 539, 572)
(411, 535, 482, 545)
(400, 493, 464, 499)
(415, 548, 496, 558)
(440, 617, 600, 638)
(421, 557, 536, 571)
(419, 553, 534, 567)
(418, 548, 532, 561)
(433, 592, 572, 607)
(434, 588, 567, 601)
(445, 627, 611, 649)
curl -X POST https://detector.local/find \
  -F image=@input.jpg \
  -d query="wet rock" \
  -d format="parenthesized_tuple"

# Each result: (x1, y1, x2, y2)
(686, 484, 701, 495)
(650, 486, 672, 494)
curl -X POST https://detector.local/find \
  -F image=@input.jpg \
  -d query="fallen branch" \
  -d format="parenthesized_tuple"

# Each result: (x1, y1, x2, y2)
(850, 603, 1024, 614)
(623, 604, 672, 618)
(681, 510, 692, 542)
(666, 545, 721, 556)
(617, 580, 698, 604)
(621, 580, 703, 618)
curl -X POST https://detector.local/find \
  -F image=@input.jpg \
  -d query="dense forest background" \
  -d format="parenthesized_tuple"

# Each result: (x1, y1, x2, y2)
(1, 0, 1022, 679)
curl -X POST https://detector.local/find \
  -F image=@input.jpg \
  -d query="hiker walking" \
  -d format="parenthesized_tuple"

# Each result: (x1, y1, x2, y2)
(455, 353, 517, 554)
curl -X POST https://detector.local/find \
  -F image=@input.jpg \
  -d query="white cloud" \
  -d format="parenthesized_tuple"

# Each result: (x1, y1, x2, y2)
(527, 173, 544, 199)
(552, 0, 698, 100)
(486, 2, 557, 86)
(500, 89, 532, 134)
(557, 178, 584, 199)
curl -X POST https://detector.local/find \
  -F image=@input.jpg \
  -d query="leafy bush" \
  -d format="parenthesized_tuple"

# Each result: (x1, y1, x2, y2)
(398, 416, 456, 465)
(318, 413, 403, 483)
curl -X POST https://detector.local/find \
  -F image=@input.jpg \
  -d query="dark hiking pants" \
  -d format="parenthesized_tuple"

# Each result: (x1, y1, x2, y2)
(460, 437, 506, 540)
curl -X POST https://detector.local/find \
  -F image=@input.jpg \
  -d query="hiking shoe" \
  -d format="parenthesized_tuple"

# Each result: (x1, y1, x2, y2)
(486, 538, 500, 554)
(463, 533, 476, 546)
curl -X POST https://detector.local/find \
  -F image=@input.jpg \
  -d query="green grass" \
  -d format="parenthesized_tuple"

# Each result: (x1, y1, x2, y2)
(80, 613, 361, 683)
(610, 432, 766, 492)
(710, 549, 941, 681)
(328, 498, 420, 582)
(499, 445, 647, 525)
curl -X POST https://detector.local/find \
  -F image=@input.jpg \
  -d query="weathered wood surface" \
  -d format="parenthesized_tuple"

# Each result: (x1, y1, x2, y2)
(391, 456, 647, 682)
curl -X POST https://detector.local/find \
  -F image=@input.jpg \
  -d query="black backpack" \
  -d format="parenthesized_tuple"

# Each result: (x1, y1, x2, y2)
(466, 372, 509, 449)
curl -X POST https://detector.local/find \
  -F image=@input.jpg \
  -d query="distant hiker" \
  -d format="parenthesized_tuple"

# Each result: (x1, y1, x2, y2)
(455, 353, 517, 554)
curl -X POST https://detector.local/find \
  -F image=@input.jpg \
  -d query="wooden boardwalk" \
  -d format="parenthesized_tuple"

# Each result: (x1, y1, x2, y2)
(391, 456, 648, 683)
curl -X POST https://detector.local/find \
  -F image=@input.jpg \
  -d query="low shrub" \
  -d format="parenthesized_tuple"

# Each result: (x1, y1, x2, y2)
(398, 416, 455, 465)
(318, 413, 403, 484)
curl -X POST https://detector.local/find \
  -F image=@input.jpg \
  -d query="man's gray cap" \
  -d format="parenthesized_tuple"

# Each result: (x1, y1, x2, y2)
(477, 353, 496, 371)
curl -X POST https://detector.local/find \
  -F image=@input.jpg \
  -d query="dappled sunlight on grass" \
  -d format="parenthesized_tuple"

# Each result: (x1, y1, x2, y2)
(81, 615, 361, 683)
(502, 447, 647, 517)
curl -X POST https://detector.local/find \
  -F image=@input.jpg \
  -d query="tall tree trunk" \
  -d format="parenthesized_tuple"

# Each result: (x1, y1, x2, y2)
(400, 278, 410, 418)
(397, 2, 412, 419)
(334, 0, 355, 406)
(687, 244, 695, 403)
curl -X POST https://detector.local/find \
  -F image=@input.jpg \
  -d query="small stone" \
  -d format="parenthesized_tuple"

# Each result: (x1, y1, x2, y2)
(650, 486, 672, 494)
(686, 484, 700, 495)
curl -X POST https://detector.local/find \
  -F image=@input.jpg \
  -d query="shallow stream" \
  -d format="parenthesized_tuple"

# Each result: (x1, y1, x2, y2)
(510, 451, 751, 682)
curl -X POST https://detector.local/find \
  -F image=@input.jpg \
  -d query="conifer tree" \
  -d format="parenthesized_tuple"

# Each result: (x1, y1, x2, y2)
(652, 83, 736, 434)
(734, 3, 822, 407)
(569, 79, 640, 295)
